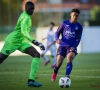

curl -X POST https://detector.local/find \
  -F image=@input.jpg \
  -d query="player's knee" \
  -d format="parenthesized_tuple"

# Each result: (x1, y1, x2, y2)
(68, 52, 75, 60)
(0, 53, 7, 64)
(0, 60, 3, 64)
(67, 56, 74, 62)
(34, 52, 40, 58)
(0, 57, 4, 64)
(51, 55, 54, 58)
(52, 55, 56, 58)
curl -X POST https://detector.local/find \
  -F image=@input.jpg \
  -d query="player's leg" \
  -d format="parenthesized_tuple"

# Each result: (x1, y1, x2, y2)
(65, 48, 77, 78)
(41, 48, 50, 66)
(18, 42, 42, 87)
(0, 52, 8, 64)
(51, 55, 56, 68)
(50, 46, 56, 68)
(0, 42, 18, 64)
(23, 46, 42, 87)
(51, 55, 64, 81)
(51, 47, 66, 81)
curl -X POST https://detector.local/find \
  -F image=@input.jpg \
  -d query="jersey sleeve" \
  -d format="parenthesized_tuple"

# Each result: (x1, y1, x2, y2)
(21, 16, 34, 42)
(73, 26, 83, 49)
(55, 22, 64, 41)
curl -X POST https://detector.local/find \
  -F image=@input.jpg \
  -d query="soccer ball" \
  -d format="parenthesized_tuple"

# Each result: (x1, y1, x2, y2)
(59, 77, 71, 88)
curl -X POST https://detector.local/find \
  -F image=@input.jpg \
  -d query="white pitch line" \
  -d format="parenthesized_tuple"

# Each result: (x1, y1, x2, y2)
(0, 72, 100, 78)
(0, 70, 100, 75)
(38, 70, 100, 72)
(39, 74, 100, 78)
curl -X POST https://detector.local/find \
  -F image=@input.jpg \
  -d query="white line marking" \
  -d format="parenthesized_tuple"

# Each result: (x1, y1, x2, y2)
(39, 74, 100, 78)
(0, 70, 100, 75)
(38, 70, 100, 72)
(0, 72, 100, 78)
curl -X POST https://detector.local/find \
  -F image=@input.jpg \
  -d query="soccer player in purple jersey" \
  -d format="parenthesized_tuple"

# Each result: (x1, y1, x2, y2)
(51, 8, 83, 81)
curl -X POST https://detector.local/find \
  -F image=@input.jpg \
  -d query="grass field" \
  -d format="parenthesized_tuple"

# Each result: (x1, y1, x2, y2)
(0, 53, 100, 90)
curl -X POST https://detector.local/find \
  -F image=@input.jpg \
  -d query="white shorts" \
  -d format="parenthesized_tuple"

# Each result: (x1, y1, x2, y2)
(41, 45, 56, 56)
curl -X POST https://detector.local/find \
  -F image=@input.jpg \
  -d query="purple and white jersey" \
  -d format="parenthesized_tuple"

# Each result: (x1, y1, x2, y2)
(55, 20, 83, 49)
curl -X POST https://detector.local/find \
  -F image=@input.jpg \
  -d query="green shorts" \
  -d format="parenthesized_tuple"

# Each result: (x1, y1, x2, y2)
(1, 42, 32, 55)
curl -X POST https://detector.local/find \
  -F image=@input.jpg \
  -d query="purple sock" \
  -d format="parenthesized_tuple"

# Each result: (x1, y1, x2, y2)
(66, 62, 73, 75)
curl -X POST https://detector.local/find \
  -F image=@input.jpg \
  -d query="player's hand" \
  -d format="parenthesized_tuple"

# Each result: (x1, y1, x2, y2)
(32, 40, 40, 46)
(70, 47, 75, 52)
(57, 39, 61, 44)
(32, 40, 45, 50)
(39, 43, 45, 50)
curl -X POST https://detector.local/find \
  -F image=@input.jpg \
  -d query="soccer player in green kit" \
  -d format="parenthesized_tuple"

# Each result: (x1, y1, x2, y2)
(0, 1, 45, 87)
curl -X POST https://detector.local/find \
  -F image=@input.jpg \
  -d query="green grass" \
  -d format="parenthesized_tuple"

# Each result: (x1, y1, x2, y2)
(0, 53, 100, 90)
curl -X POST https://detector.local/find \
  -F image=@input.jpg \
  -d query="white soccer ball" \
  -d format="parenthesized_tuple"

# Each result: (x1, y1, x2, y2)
(59, 77, 71, 88)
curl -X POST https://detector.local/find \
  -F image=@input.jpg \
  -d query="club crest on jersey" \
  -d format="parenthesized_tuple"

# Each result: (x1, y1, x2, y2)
(75, 27, 78, 30)
(65, 25, 69, 28)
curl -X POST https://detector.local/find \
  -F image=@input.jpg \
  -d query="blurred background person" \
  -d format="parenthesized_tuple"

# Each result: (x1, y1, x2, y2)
(41, 22, 56, 69)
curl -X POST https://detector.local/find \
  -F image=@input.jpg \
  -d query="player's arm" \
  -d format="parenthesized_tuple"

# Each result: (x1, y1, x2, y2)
(55, 22, 64, 44)
(47, 41, 56, 49)
(21, 17, 45, 50)
(47, 33, 56, 49)
(42, 30, 48, 40)
(21, 16, 34, 42)
(72, 27, 83, 50)
(50, 41, 56, 46)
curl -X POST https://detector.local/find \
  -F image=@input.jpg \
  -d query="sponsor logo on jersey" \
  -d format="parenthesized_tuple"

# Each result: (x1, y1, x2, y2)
(65, 31, 75, 36)
(64, 31, 75, 38)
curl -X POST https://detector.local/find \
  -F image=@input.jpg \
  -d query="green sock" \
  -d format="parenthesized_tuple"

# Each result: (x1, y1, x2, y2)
(29, 58, 40, 80)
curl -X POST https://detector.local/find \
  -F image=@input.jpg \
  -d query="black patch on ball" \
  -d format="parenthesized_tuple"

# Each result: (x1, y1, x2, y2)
(65, 85, 69, 88)
(60, 85, 64, 88)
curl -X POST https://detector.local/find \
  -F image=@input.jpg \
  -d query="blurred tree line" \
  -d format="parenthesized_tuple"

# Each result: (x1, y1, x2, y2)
(0, 0, 100, 34)
(0, 0, 62, 33)
(89, 6, 100, 26)
(0, 0, 38, 33)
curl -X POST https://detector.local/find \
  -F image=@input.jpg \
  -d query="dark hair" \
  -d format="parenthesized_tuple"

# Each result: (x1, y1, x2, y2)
(50, 22, 55, 26)
(71, 8, 80, 14)
(25, 1, 34, 9)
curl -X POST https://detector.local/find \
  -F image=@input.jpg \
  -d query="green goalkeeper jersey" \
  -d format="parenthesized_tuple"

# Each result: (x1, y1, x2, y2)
(5, 11, 34, 45)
